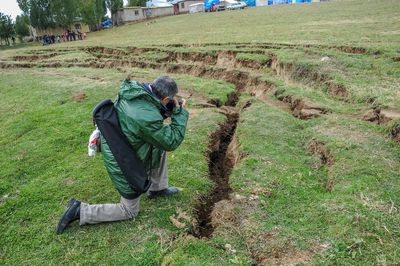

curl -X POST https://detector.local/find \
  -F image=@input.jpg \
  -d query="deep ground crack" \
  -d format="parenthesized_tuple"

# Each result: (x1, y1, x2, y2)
(190, 112, 239, 238)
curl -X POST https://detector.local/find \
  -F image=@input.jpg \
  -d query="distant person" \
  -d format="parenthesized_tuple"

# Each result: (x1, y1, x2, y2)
(11, 36, 16, 45)
(56, 76, 189, 234)
(42, 35, 48, 46)
(145, 8, 152, 18)
(83, 32, 87, 40)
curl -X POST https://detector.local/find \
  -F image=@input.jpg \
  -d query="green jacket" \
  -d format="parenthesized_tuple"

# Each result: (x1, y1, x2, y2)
(101, 79, 189, 198)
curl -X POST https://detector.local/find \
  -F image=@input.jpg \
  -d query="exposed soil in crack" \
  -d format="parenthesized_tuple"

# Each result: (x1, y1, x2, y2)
(327, 82, 349, 98)
(270, 56, 349, 100)
(307, 139, 334, 167)
(307, 139, 335, 192)
(391, 125, 400, 143)
(12, 53, 60, 61)
(362, 107, 400, 125)
(164, 42, 374, 55)
(190, 112, 239, 238)
(274, 90, 329, 120)
(190, 67, 241, 238)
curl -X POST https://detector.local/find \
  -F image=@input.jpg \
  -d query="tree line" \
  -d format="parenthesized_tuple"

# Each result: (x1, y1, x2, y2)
(0, 0, 159, 45)
(17, 0, 124, 30)
(0, 0, 127, 45)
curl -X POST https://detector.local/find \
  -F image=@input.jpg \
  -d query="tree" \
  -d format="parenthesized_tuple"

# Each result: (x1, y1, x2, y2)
(17, 0, 31, 15)
(15, 15, 30, 41)
(0, 13, 15, 45)
(52, 0, 80, 29)
(106, 0, 123, 25)
(128, 0, 147, 7)
(79, 0, 107, 31)
(29, 0, 55, 29)
(17, 0, 108, 34)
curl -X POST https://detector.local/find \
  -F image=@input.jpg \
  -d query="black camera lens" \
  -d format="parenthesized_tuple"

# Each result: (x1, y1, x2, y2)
(166, 99, 176, 111)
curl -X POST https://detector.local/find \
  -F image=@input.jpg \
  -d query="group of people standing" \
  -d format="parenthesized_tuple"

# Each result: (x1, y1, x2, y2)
(41, 29, 87, 45)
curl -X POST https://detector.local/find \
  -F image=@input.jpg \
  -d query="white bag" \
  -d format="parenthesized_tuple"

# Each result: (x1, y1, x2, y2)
(88, 128, 101, 157)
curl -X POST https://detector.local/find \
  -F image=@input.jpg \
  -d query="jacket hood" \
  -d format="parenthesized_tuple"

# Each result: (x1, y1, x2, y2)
(118, 79, 160, 105)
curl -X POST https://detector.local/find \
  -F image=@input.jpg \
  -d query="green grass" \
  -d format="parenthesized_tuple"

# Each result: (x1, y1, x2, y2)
(229, 97, 400, 264)
(0, 67, 226, 264)
(1, 0, 400, 264)
(236, 53, 270, 63)
(60, 0, 400, 49)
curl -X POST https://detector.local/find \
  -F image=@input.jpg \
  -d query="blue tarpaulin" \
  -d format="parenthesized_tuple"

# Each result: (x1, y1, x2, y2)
(101, 19, 112, 27)
(204, 0, 220, 10)
(243, 0, 256, 6)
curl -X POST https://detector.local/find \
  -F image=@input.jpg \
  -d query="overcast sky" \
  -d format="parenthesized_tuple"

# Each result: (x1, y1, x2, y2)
(0, 0, 129, 20)
(0, 0, 22, 19)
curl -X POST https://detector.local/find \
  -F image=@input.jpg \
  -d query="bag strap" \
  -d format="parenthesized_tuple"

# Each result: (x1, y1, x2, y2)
(92, 99, 151, 194)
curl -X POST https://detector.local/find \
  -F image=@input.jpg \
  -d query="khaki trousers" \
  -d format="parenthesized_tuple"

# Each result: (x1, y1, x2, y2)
(80, 152, 168, 225)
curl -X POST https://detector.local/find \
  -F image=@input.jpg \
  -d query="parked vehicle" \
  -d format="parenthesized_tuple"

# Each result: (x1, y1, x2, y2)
(217, 4, 226, 11)
(226, 1, 246, 9)
(189, 3, 204, 13)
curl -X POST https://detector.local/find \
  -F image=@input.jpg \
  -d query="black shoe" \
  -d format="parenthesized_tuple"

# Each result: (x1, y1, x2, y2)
(56, 198, 81, 235)
(148, 187, 180, 199)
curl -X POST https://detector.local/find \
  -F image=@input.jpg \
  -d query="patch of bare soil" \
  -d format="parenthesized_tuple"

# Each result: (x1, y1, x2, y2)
(327, 82, 349, 98)
(307, 139, 334, 167)
(362, 108, 400, 125)
(390, 125, 400, 143)
(235, 57, 264, 69)
(84, 47, 129, 57)
(307, 139, 335, 191)
(72, 92, 87, 102)
(216, 51, 236, 69)
(247, 233, 329, 266)
(276, 94, 328, 119)
(173, 51, 216, 65)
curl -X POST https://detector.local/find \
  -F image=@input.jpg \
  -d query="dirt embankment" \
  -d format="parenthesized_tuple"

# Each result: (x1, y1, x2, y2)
(165, 42, 371, 55)
(275, 93, 329, 120)
(270, 56, 349, 99)
(362, 107, 400, 125)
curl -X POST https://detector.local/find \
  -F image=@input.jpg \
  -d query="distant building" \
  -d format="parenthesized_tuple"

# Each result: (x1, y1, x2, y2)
(171, 0, 204, 14)
(117, 6, 175, 24)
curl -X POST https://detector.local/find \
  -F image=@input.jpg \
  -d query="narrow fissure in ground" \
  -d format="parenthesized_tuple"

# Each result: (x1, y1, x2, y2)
(307, 139, 335, 192)
(190, 112, 239, 238)
(190, 89, 240, 238)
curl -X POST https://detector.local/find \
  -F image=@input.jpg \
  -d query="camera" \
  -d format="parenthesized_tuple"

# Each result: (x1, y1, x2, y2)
(161, 99, 182, 119)
(165, 99, 176, 112)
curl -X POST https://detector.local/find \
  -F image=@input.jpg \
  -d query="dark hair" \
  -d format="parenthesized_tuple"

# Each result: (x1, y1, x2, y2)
(152, 76, 178, 99)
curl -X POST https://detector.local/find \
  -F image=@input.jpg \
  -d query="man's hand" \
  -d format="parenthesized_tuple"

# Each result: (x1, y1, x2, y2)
(181, 99, 187, 109)
(175, 98, 187, 109)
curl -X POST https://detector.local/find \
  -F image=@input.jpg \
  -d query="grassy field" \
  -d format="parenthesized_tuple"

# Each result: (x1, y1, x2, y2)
(1, 0, 400, 265)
